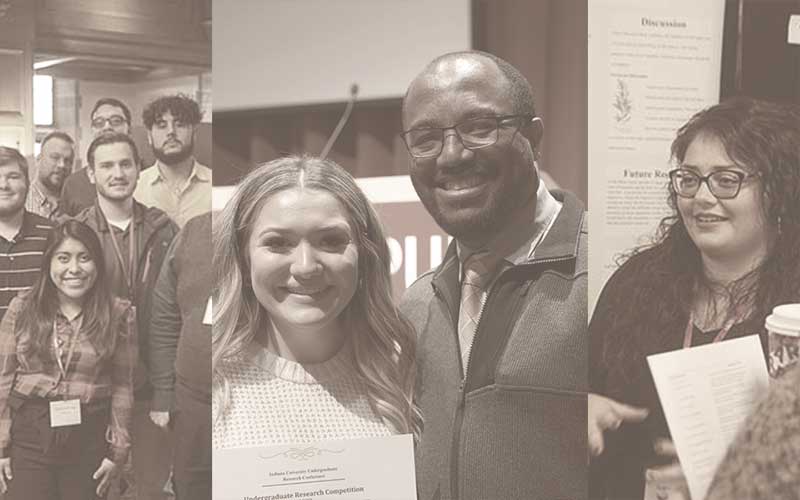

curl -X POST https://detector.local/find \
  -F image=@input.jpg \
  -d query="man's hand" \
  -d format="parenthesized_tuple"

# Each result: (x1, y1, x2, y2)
(93, 457, 119, 497)
(0, 457, 11, 493)
(588, 393, 649, 458)
(149, 410, 170, 429)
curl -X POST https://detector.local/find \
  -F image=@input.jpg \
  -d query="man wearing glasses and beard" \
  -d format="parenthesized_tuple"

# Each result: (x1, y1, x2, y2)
(399, 51, 588, 500)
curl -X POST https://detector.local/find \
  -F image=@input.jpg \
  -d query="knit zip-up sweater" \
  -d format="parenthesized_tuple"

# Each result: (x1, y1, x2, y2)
(400, 190, 588, 500)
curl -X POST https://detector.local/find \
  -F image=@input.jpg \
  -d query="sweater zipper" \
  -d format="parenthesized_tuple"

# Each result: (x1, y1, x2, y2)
(451, 284, 493, 500)
(433, 285, 463, 500)
(449, 265, 502, 500)
(444, 255, 573, 500)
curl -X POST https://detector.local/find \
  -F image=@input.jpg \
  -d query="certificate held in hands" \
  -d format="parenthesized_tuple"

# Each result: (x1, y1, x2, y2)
(213, 434, 417, 500)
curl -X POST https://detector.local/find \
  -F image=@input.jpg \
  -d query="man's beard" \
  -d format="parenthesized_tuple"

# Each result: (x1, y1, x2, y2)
(41, 173, 65, 194)
(153, 140, 194, 165)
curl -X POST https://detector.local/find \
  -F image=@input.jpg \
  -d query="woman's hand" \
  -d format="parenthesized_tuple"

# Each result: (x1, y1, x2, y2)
(0, 457, 11, 493)
(646, 439, 690, 500)
(588, 393, 649, 459)
(93, 457, 119, 497)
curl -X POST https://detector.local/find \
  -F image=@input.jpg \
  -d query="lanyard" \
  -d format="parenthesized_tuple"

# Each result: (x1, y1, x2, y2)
(107, 216, 137, 299)
(682, 311, 737, 349)
(52, 316, 81, 382)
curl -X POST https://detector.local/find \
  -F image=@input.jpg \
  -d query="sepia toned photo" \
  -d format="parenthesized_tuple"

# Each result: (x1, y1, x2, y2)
(0, 1, 211, 499)
(1, 1, 798, 500)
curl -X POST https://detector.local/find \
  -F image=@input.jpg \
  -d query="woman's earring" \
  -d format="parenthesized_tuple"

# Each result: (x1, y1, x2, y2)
(777, 215, 783, 236)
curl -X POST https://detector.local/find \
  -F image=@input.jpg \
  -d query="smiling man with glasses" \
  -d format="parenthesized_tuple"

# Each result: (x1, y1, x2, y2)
(399, 51, 588, 500)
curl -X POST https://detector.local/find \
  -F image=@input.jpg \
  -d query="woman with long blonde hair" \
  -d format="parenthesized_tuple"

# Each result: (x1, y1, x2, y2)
(212, 156, 421, 448)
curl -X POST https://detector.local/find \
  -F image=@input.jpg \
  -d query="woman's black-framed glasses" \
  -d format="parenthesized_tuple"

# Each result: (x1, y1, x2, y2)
(669, 168, 757, 199)
(401, 115, 532, 158)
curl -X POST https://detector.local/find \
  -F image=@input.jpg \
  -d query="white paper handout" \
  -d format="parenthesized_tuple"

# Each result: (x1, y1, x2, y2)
(647, 335, 769, 500)
(213, 434, 417, 500)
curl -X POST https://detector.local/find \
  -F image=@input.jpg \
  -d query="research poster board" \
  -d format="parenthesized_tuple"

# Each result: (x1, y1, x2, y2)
(588, 0, 726, 312)
(213, 176, 450, 299)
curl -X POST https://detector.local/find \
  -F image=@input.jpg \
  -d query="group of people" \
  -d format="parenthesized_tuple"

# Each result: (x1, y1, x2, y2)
(0, 49, 795, 500)
(211, 50, 800, 500)
(0, 93, 211, 499)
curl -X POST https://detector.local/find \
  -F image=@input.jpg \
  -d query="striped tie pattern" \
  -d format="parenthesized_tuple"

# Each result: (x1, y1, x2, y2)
(457, 252, 500, 372)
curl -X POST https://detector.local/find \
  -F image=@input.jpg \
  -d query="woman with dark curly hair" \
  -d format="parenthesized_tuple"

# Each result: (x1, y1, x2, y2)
(587, 97, 800, 499)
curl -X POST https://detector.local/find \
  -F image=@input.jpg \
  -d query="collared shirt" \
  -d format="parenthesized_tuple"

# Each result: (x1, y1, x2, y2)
(134, 160, 211, 228)
(453, 180, 562, 366)
(457, 179, 563, 273)
(0, 296, 137, 462)
(0, 212, 53, 320)
(25, 181, 61, 220)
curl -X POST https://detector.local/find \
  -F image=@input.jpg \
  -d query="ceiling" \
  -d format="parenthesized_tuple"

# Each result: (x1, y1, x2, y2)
(34, 52, 208, 83)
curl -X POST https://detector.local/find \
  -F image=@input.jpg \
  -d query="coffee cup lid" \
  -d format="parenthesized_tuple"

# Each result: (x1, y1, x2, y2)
(765, 303, 800, 337)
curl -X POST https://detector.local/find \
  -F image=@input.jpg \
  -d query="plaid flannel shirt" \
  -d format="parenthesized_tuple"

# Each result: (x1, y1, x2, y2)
(0, 295, 137, 463)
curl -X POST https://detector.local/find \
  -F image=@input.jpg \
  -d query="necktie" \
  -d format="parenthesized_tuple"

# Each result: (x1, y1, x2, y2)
(457, 252, 500, 373)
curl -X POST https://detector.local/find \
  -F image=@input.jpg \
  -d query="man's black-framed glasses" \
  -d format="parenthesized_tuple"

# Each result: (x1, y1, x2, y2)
(91, 116, 127, 129)
(669, 168, 757, 199)
(401, 115, 532, 158)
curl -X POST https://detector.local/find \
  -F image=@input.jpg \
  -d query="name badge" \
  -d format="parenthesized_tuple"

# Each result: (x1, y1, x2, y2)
(50, 399, 82, 427)
(203, 297, 213, 325)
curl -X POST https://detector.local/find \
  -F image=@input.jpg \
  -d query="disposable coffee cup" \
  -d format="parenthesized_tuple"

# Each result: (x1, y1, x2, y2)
(765, 303, 800, 379)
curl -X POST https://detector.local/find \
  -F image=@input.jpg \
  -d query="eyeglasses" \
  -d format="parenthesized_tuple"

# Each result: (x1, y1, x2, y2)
(91, 116, 127, 129)
(401, 115, 532, 158)
(669, 168, 758, 199)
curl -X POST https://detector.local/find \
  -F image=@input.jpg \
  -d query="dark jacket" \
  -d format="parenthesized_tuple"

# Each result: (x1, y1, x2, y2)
(588, 245, 769, 499)
(60, 167, 96, 217)
(400, 190, 588, 500)
(74, 200, 178, 391)
(149, 212, 212, 410)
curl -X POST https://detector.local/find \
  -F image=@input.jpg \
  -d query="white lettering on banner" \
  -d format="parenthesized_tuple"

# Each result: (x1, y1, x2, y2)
(430, 235, 443, 270)
(404, 236, 417, 289)
(387, 237, 403, 274)
(388, 234, 452, 288)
